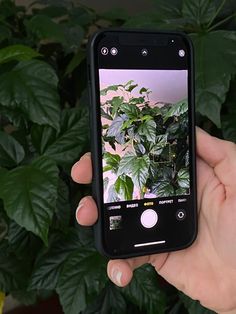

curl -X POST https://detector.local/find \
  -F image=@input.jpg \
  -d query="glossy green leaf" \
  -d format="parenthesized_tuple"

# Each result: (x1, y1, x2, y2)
(29, 229, 83, 290)
(150, 134, 168, 156)
(126, 84, 138, 92)
(26, 14, 65, 42)
(0, 131, 25, 168)
(152, 0, 183, 17)
(26, 13, 85, 53)
(0, 156, 58, 244)
(163, 99, 188, 122)
(30, 124, 57, 155)
(110, 96, 124, 117)
(0, 213, 8, 241)
(114, 175, 134, 200)
(123, 265, 166, 314)
(120, 103, 140, 119)
(135, 143, 146, 155)
(0, 105, 28, 130)
(124, 0, 184, 30)
(107, 185, 119, 203)
(139, 87, 148, 94)
(101, 108, 112, 121)
(117, 153, 137, 175)
(83, 284, 127, 314)
(182, 0, 216, 26)
(0, 60, 60, 129)
(55, 179, 70, 229)
(103, 152, 120, 173)
(152, 181, 175, 197)
(118, 153, 150, 189)
(56, 249, 107, 314)
(129, 97, 145, 105)
(177, 168, 190, 188)
(196, 75, 229, 128)
(8, 221, 41, 260)
(107, 114, 127, 138)
(139, 119, 156, 143)
(31, 107, 89, 166)
(0, 241, 29, 291)
(192, 31, 236, 127)
(100, 85, 120, 96)
(124, 80, 134, 87)
(0, 45, 40, 65)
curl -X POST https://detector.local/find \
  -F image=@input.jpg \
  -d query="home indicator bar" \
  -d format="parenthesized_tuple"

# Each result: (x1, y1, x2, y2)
(134, 240, 166, 248)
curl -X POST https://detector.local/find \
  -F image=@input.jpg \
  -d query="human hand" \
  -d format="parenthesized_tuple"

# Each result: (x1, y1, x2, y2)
(71, 128, 236, 314)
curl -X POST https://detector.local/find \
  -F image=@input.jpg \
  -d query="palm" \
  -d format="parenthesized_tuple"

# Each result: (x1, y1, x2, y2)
(151, 157, 236, 312)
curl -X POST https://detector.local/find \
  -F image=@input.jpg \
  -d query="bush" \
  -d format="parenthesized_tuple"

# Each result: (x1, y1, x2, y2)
(101, 82, 189, 200)
(0, 0, 235, 313)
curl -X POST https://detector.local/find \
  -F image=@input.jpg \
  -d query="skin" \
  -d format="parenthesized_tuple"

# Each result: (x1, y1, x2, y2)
(71, 128, 236, 314)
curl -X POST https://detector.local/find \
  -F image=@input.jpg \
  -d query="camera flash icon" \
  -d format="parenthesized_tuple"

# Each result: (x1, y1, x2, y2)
(101, 47, 108, 55)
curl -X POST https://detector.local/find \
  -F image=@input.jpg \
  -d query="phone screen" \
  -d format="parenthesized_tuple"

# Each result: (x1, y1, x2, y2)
(89, 31, 197, 257)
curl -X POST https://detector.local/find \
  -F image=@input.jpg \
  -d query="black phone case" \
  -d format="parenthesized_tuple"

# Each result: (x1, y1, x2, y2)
(87, 28, 197, 259)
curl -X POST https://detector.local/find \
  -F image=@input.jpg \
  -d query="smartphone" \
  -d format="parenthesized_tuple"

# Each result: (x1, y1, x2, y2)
(88, 29, 197, 258)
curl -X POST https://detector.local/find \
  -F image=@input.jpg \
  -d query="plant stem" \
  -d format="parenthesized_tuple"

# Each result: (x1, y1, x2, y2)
(208, 12, 236, 31)
(207, 0, 227, 29)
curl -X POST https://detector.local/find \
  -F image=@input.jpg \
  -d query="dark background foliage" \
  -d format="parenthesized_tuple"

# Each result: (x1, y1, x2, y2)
(0, 0, 235, 313)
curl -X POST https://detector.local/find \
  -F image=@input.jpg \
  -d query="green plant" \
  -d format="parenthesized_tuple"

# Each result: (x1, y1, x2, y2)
(122, 0, 236, 136)
(101, 81, 189, 200)
(0, 0, 235, 313)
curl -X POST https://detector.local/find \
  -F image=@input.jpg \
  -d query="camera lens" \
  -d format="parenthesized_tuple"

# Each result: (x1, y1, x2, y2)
(179, 49, 185, 57)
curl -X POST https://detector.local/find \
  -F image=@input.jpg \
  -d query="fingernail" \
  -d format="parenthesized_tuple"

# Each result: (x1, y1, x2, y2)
(71, 161, 80, 176)
(75, 202, 84, 222)
(80, 152, 91, 160)
(111, 267, 122, 286)
(71, 153, 91, 175)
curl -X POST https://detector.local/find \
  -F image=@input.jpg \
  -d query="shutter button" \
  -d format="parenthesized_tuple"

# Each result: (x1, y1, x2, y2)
(140, 209, 158, 228)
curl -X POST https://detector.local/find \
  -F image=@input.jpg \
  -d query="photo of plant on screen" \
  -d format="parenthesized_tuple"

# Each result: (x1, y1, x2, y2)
(100, 69, 190, 203)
